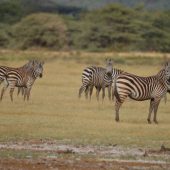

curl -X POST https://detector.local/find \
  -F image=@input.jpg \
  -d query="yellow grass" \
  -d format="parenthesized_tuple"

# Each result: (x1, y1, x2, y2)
(0, 50, 170, 149)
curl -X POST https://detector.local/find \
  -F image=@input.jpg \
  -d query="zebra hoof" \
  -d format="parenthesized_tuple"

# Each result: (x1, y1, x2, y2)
(147, 119, 151, 124)
(115, 118, 119, 122)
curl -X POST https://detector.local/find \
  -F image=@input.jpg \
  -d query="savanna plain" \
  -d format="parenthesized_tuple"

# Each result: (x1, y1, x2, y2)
(0, 50, 170, 170)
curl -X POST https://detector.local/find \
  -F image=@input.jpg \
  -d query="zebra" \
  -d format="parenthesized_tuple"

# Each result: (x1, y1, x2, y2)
(0, 61, 33, 85)
(19, 60, 44, 101)
(113, 62, 170, 124)
(79, 59, 113, 101)
(0, 60, 44, 101)
(87, 67, 124, 101)
(0, 60, 34, 97)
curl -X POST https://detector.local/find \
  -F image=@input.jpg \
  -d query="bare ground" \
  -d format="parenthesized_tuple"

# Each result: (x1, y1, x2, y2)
(0, 140, 170, 170)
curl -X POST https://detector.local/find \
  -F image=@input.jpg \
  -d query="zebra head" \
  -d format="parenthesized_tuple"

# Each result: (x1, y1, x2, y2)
(165, 62, 170, 86)
(106, 58, 113, 76)
(32, 60, 44, 78)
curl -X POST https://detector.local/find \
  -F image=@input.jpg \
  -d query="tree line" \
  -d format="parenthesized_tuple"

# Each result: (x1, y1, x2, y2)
(0, 0, 170, 52)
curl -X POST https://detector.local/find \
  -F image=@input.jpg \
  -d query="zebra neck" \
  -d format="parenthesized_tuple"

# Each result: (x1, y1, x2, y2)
(26, 68, 37, 79)
(157, 69, 170, 88)
(156, 69, 165, 80)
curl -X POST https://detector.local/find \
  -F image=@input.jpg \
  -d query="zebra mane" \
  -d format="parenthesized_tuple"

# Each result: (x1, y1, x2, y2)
(156, 68, 167, 83)
(20, 60, 39, 72)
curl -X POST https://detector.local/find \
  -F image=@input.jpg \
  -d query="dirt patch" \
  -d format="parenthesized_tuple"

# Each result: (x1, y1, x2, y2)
(0, 158, 169, 170)
(0, 140, 170, 170)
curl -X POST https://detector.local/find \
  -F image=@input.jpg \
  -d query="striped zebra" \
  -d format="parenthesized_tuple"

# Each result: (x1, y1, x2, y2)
(79, 59, 113, 101)
(87, 68, 124, 101)
(113, 62, 170, 124)
(0, 60, 44, 101)
(0, 61, 32, 85)
(20, 60, 44, 101)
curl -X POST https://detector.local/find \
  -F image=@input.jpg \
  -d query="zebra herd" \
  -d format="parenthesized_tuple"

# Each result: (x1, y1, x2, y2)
(0, 60, 44, 101)
(79, 59, 170, 124)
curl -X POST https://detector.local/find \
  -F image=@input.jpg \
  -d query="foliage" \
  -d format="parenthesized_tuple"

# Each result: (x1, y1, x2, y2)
(11, 13, 68, 49)
(67, 4, 170, 52)
(0, 0, 23, 23)
(141, 11, 170, 52)
(0, 1, 169, 52)
(18, 0, 170, 10)
(0, 24, 11, 47)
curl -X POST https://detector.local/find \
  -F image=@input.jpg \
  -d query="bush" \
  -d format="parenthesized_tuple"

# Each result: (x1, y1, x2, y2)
(11, 13, 68, 49)
(0, 0, 23, 24)
(0, 24, 10, 47)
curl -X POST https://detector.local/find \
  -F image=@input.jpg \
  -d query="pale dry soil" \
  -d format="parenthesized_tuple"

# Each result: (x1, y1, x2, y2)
(0, 140, 170, 170)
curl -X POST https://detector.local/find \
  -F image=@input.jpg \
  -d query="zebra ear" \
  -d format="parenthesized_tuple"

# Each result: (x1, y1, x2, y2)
(32, 60, 37, 66)
(164, 61, 169, 67)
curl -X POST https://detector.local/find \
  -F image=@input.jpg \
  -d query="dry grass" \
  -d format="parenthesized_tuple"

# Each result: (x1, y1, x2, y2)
(0, 50, 170, 149)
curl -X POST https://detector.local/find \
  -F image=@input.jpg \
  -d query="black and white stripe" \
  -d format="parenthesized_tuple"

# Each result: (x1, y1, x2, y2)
(0, 62, 30, 84)
(79, 66, 123, 101)
(0, 61, 33, 93)
(114, 62, 170, 123)
(0, 60, 44, 101)
(79, 59, 114, 101)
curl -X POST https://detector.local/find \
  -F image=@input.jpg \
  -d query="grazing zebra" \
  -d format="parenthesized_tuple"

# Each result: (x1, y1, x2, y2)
(0, 60, 44, 101)
(113, 62, 170, 124)
(79, 59, 113, 101)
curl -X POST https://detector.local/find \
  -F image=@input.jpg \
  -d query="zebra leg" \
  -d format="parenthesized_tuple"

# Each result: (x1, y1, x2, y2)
(79, 85, 86, 98)
(102, 86, 105, 102)
(96, 87, 101, 101)
(0, 79, 9, 101)
(24, 88, 28, 101)
(147, 99, 154, 124)
(89, 85, 94, 100)
(153, 99, 161, 124)
(85, 86, 89, 99)
(9, 87, 15, 102)
(27, 88, 31, 101)
(112, 84, 115, 101)
(108, 85, 112, 101)
(17, 87, 24, 96)
(115, 99, 123, 122)
(164, 94, 167, 104)
(17, 87, 21, 96)
(0, 79, 3, 85)
(8, 81, 16, 102)
(21, 87, 25, 96)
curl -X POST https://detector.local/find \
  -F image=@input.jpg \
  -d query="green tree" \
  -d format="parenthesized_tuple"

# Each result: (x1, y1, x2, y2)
(0, 0, 23, 23)
(11, 13, 68, 49)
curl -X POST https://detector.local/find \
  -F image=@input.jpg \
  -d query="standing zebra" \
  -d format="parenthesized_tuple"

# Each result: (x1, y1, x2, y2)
(0, 61, 33, 85)
(0, 60, 44, 101)
(87, 67, 124, 101)
(113, 62, 170, 124)
(79, 59, 113, 101)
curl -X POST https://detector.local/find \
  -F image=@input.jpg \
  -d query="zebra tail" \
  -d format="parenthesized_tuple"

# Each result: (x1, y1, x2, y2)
(113, 76, 121, 103)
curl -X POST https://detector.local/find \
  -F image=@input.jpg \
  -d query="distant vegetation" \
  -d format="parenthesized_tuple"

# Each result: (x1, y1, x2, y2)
(0, 0, 170, 52)
(18, 0, 170, 10)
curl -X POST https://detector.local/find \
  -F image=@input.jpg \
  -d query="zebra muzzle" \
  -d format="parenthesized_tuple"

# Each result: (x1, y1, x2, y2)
(39, 73, 43, 78)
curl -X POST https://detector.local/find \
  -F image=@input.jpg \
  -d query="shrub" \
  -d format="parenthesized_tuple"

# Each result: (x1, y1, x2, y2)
(11, 13, 68, 49)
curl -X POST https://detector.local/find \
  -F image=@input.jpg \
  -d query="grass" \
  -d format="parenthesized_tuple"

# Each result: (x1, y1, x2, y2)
(0, 50, 170, 149)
